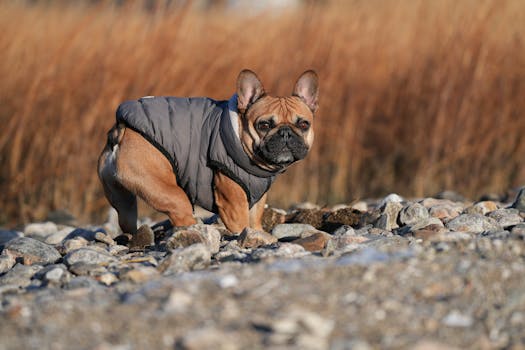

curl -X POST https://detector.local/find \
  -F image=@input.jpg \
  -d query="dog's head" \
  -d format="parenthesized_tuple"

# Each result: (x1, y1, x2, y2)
(235, 69, 318, 172)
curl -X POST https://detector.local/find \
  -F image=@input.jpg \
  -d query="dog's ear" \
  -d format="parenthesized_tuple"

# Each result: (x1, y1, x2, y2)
(237, 69, 265, 114)
(293, 70, 319, 113)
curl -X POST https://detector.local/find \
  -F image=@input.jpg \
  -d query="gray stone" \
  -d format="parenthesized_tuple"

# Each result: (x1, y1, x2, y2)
(378, 193, 404, 207)
(4, 237, 61, 265)
(272, 223, 317, 240)
(376, 201, 403, 231)
(511, 187, 525, 211)
(44, 227, 75, 245)
(250, 243, 309, 260)
(68, 262, 108, 276)
(0, 230, 23, 248)
(0, 263, 42, 287)
(65, 276, 101, 290)
(407, 217, 445, 232)
(24, 222, 58, 241)
(158, 243, 211, 275)
(0, 253, 16, 273)
(63, 248, 117, 267)
(487, 208, 522, 228)
(446, 214, 500, 233)
(62, 236, 89, 254)
(398, 202, 429, 226)
(511, 223, 525, 238)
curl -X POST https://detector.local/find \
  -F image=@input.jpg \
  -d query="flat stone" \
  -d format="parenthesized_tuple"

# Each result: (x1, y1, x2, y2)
(250, 243, 308, 260)
(446, 214, 501, 233)
(24, 222, 58, 241)
(68, 262, 108, 276)
(511, 187, 525, 211)
(292, 231, 330, 252)
(487, 208, 522, 228)
(399, 203, 429, 226)
(158, 243, 211, 275)
(4, 237, 61, 265)
(63, 248, 117, 266)
(0, 253, 16, 274)
(129, 224, 154, 249)
(238, 228, 278, 248)
(120, 266, 159, 283)
(464, 201, 499, 215)
(0, 230, 23, 248)
(271, 224, 317, 240)
(0, 263, 42, 287)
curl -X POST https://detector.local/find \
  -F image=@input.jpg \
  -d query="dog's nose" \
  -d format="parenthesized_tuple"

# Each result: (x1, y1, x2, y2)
(278, 126, 293, 141)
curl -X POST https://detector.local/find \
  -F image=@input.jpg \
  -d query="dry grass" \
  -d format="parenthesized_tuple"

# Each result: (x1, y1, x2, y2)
(1, 0, 525, 225)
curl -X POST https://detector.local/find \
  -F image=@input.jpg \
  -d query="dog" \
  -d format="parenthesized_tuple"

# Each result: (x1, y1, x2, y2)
(98, 69, 318, 236)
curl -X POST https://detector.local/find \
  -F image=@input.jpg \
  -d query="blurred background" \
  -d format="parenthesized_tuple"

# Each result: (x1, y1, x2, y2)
(1, 0, 524, 225)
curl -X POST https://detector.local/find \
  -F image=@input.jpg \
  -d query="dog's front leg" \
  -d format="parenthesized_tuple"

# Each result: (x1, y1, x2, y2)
(213, 171, 250, 234)
(249, 193, 266, 230)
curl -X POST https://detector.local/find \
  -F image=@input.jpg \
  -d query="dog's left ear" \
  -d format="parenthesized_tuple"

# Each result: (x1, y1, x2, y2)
(293, 70, 319, 113)
(237, 69, 265, 114)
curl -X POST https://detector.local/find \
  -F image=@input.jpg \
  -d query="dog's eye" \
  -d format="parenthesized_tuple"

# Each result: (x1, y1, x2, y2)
(257, 120, 274, 131)
(296, 119, 310, 131)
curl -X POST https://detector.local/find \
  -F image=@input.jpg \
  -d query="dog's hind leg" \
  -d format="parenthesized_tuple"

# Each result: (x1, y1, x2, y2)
(98, 126, 138, 234)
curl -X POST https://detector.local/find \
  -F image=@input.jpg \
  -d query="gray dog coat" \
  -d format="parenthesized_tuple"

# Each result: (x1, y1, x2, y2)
(115, 95, 281, 212)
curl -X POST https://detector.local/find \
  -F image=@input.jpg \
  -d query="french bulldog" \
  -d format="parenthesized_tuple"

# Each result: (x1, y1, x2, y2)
(98, 69, 318, 236)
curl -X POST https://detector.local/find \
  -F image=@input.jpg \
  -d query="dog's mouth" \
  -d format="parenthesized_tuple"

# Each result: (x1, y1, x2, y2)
(255, 130, 309, 168)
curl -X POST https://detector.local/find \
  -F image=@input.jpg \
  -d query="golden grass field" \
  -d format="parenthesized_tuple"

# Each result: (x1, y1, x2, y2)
(1, 0, 524, 225)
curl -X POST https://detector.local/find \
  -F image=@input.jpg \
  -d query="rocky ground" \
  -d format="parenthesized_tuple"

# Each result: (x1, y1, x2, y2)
(1, 189, 525, 350)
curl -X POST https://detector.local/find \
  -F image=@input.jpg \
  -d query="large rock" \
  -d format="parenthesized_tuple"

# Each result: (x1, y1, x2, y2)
(464, 201, 499, 215)
(168, 224, 221, 254)
(63, 248, 117, 266)
(158, 243, 211, 274)
(3, 237, 61, 265)
(446, 214, 500, 233)
(0, 263, 42, 288)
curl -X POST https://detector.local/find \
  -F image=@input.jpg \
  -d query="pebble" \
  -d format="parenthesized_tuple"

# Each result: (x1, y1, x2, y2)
(129, 224, 154, 249)
(95, 231, 116, 246)
(168, 225, 221, 254)
(24, 222, 58, 241)
(0, 263, 42, 287)
(120, 266, 159, 283)
(376, 201, 403, 231)
(158, 243, 211, 274)
(487, 209, 522, 228)
(44, 227, 76, 245)
(292, 231, 330, 252)
(164, 290, 193, 312)
(511, 187, 525, 211)
(63, 248, 117, 266)
(442, 310, 473, 328)
(62, 237, 89, 253)
(399, 202, 429, 226)
(464, 201, 499, 215)
(446, 214, 500, 233)
(271, 223, 317, 240)
(4, 237, 61, 265)
(378, 193, 404, 207)
(0, 253, 16, 273)
(238, 228, 277, 248)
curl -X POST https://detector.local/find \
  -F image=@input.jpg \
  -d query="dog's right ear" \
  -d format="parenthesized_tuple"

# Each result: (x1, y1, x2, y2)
(237, 69, 265, 114)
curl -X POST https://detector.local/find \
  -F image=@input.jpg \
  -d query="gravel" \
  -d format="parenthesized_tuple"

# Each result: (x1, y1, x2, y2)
(1, 191, 524, 349)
